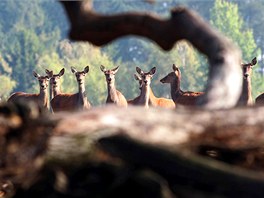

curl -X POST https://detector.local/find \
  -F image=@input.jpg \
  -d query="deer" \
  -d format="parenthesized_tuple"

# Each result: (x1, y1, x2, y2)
(7, 71, 50, 110)
(128, 69, 175, 109)
(45, 68, 65, 112)
(100, 65, 128, 107)
(50, 66, 91, 112)
(160, 64, 204, 106)
(237, 57, 257, 106)
(131, 67, 156, 108)
(45, 68, 65, 101)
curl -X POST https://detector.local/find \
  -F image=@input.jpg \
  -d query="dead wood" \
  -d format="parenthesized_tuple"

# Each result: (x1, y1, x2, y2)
(1, 103, 264, 197)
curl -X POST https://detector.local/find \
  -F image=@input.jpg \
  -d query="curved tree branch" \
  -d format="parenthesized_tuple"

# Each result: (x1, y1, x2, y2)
(60, 1, 242, 109)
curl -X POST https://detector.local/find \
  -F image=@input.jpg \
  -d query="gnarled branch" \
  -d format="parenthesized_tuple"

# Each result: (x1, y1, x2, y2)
(60, 1, 242, 109)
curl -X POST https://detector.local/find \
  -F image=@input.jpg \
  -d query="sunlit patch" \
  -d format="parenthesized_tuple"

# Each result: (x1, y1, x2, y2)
(101, 114, 119, 125)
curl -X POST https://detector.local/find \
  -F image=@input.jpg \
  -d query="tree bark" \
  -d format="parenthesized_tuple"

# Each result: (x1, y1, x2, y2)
(1, 103, 264, 197)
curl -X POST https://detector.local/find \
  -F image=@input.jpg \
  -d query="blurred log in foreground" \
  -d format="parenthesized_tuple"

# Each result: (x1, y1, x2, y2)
(1, 102, 264, 197)
(60, 1, 242, 109)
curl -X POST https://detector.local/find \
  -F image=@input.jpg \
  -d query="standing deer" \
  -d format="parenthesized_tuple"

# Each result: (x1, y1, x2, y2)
(45, 68, 65, 112)
(45, 68, 65, 101)
(129, 69, 175, 109)
(100, 65, 127, 107)
(160, 64, 204, 106)
(237, 57, 257, 106)
(50, 66, 91, 112)
(8, 71, 50, 110)
(133, 67, 156, 108)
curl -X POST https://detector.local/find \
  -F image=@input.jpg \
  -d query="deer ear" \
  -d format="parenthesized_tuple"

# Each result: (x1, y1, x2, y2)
(136, 67, 143, 75)
(71, 67, 77, 74)
(134, 73, 141, 81)
(33, 71, 40, 78)
(172, 64, 178, 71)
(150, 67, 156, 75)
(112, 66, 119, 74)
(84, 66, 89, 74)
(100, 65, 106, 72)
(45, 69, 53, 77)
(59, 68, 65, 76)
(251, 57, 257, 66)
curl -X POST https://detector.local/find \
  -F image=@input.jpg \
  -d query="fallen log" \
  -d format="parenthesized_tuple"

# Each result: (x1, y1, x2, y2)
(2, 102, 264, 197)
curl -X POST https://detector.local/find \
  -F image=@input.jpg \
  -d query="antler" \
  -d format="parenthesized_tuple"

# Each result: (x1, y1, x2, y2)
(60, 1, 242, 109)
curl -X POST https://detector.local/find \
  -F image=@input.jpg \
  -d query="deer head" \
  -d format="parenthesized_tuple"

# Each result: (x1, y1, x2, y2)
(241, 57, 257, 79)
(100, 65, 119, 85)
(160, 64, 181, 84)
(33, 71, 49, 90)
(136, 67, 156, 86)
(71, 66, 89, 85)
(45, 68, 65, 88)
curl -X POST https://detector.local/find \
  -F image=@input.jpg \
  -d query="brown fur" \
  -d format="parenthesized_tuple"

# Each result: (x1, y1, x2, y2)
(101, 65, 128, 107)
(129, 72, 175, 109)
(237, 57, 257, 106)
(255, 94, 264, 105)
(160, 64, 204, 106)
(149, 89, 175, 109)
(7, 72, 49, 110)
(50, 66, 91, 112)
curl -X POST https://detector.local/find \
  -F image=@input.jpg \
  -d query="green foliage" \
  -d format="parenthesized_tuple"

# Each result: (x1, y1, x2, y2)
(0, 0, 263, 105)
(210, 0, 259, 61)
(0, 75, 16, 100)
(3, 28, 45, 92)
(37, 40, 116, 106)
(210, 0, 261, 99)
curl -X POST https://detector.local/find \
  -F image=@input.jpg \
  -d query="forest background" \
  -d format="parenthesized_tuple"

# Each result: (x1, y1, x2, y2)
(0, 0, 263, 106)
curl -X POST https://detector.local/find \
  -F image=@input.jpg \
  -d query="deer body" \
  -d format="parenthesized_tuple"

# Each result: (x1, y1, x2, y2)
(50, 66, 91, 112)
(129, 71, 175, 109)
(148, 89, 175, 109)
(133, 67, 157, 108)
(45, 68, 65, 101)
(237, 57, 257, 106)
(160, 64, 204, 106)
(8, 71, 49, 110)
(101, 65, 127, 107)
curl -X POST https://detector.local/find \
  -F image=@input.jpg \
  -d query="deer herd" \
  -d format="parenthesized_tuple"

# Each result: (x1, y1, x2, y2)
(6, 57, 264, 112)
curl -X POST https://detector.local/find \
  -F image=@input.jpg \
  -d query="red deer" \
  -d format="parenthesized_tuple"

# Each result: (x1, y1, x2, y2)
(129, 70, 175, 109)
(50, 66, 91, 112)
(100, 65, 128, 107)
(7, 71, 50, 110)
(45, 68, 65, 112)
(45, 68, 65, 101)
(127, 74, 142, 105)
(237, 57, 257, 106)
(160, 64, 204, 106)
(132, 67, 156, 108)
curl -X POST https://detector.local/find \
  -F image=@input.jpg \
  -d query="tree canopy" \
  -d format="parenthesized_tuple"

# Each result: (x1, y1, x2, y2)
(0, 0, 263, 104)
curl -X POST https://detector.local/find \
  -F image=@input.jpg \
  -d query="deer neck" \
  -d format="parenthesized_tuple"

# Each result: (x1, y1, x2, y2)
(138, 84, 150, 108)
(170, 78, 182, 103)
(78, 82, 88, 108)
(49, 82, 54, 101)
(107, 83, 119, 102)
(50, 84, 61, 99)
(240, 77, 252, 105)
(149, 87, 156, 105)
(39, 88, 49, 109)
